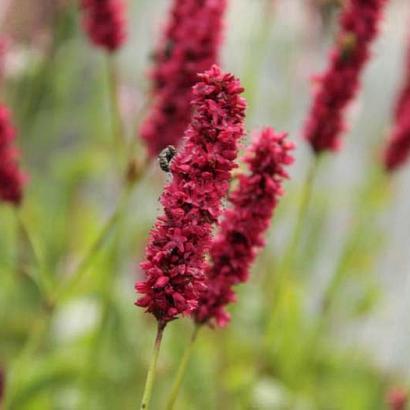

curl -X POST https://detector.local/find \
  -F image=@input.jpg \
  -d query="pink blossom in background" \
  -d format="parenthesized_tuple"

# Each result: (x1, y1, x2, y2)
(194, 127, 294, 327)
(387, 387, 408, 410)
(383, 34, 410, 172)
(139, 0, 227, 157)
(135, 65, 246, 324)
(303, 0, 387, 153)
(80, 0, 127, 52)
(0, 104, 25, 206)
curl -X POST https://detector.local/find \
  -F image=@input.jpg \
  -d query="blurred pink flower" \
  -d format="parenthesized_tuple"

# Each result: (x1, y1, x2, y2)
(0, 104, 25, 206)
(194, 127, 294, 327)
(387, 387, 408, 410)
(304, 0, 387, 153)
(383, 33, 410, 172)
(135, 65, 246, 324)
(80, 0, 127, 52)
(139, 0, 227, 157)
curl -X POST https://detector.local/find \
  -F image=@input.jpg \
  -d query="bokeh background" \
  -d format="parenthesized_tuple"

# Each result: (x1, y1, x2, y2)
(1, 0, 410, 408)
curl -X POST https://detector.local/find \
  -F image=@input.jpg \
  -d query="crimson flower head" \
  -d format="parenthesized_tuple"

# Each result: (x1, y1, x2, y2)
(303, 0, 387, 153)
(383, 34, 410, 172)
(80, 0, 127, 52)
(139, 0, 227, 157)
(194, 127, 294, 327)
(135, 65, 246, 324)
(0, 105, 25, 206)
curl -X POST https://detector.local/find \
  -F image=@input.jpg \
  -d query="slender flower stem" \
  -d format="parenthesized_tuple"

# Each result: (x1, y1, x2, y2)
(265, 155, 320, 334)
(106, 55, 126, 151)
(165, 325, 201, 410)
(140, 321, 166, 410)
(14, 210, 52, 300)
(3, 312, 51, 408)
(284, 155, 320, 268)
(53, 184, 133, 304)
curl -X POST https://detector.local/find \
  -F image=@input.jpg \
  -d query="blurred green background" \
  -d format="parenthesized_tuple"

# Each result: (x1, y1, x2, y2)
(1, 0, 410, 408)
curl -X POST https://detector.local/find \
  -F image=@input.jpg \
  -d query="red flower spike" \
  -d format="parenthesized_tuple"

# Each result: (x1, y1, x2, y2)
(80, 0, 127, 52)
(304, 0, 387, 153)
(383, 34, 410, 172)
(0, 105, 25, 206)
(139, 0, 227, 157)
(135, 65, 246, 324)
(194, 127, 294, 327)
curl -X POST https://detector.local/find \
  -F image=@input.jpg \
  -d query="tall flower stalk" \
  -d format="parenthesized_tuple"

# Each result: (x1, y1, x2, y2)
(304, 0, 387, 153)
(166, 128, 294, 409)
(136, 65, 246, 409)
(195, 128, 294, 327)
(139, 0, 227, 157)
(383, 33, 410, 172)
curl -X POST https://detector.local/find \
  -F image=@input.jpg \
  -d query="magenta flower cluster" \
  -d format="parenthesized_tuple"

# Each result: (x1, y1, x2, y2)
(135, 65, 246, 324)
(0, 105, 25, 206)
(139, 0, 227, 157)
(383, 34, 410, 172)
(80, 0, 127, 53)
(194, 128, 294, 327)
(304, 0, 387, 153)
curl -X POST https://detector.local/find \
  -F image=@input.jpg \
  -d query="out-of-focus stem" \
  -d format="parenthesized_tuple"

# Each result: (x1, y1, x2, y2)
(106, 55, 126, 151)
(140, 322, 166, 410)
(79, 292, 112, 410)
(242, 2, 275, 120)
(53, 180, 136, 304)
(285, 155, 320, 264)
(165, 325, 201, 410)
(14, 210, 52, 300)
(3, 312, 51, 409)
(265, 155, 321, 333)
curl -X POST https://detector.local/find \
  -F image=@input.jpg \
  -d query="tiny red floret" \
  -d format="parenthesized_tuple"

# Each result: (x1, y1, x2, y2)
(135, 65, 246, 324)
(194, 127, 294, 327)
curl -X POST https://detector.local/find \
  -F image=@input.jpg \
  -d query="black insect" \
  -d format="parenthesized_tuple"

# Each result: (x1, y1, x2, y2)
(158, 145, 177, 173)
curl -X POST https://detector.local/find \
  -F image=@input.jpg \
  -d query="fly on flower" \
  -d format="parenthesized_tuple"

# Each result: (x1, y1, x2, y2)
(158, 145, 177, 173)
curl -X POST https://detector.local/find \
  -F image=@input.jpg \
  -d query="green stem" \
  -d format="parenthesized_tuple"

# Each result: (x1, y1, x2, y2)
(140, 321, 166, 410)
(283, 156, 320, 267)
(165, 325, 201, 410)
(242, 3, 274, 120)
(14, 210, 52, 300)
(79, 296, 112, 410)
(3, 312, 51, 409)
(106, 55, 126, 150)
(53, 186, 132, 304)
(265, 156, 320, 335)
